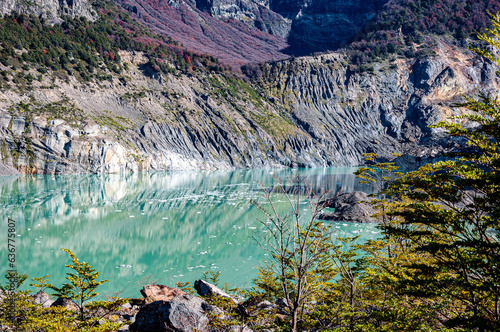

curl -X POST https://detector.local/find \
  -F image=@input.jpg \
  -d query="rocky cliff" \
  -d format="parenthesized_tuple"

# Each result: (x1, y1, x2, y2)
(258, 41, 497, 166)
(0, 39, 495, 174)
(0, 0, 95, 23)
(271, 0, 389, 53)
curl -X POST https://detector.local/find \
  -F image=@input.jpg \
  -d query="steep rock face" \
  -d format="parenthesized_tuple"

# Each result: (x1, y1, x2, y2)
(0, 42, 496, 174)
(0, 0, 95, 23)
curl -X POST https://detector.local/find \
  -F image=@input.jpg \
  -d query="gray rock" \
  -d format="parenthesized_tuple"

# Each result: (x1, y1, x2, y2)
(130, 294, 214, 332)
(118, 324, 130, 331)
(194, 279, 240, 303)
(256, 300, 276, 311)
(275, 298, 290, 307)
(31, 290, 54, 308)
(0, 0, 96, 23)
(318, 191, 377, 223)
(225, 325, 253, 332)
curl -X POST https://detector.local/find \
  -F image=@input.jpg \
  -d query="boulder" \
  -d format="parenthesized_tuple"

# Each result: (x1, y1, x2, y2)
(51, 297, 79, 312)
(130, 294, 217, 332)
(194, 279, 240, 303)
(275, 298, 290, 307)
(318, 191, 377, 223)
(140, 285, 186, 302)
(31, 290, 55, 308)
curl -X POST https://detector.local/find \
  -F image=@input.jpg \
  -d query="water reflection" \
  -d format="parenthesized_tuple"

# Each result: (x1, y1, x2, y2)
(0, 168, 377, 298)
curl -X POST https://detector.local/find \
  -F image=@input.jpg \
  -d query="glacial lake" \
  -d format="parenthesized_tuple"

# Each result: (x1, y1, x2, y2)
(0, 167, 379, 298)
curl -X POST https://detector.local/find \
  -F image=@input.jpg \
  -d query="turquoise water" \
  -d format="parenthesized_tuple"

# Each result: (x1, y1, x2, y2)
(0, 168, 379, 298)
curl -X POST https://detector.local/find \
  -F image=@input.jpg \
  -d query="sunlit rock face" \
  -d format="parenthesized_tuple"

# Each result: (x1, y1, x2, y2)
(271, 0, 389, 53)
(0, 0, 96, 23)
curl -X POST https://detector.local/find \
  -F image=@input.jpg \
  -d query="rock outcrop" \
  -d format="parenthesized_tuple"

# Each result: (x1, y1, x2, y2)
(51, 297, 79, 312)
(141, 285, 186, 303)
(318, 191, 377, 223)
(130, 294, 214, 332)
(195, 0, 292, 38)
(0, 162, 20, 176)
(0, 0, 96, 23)
(0, 40, 496, 174)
